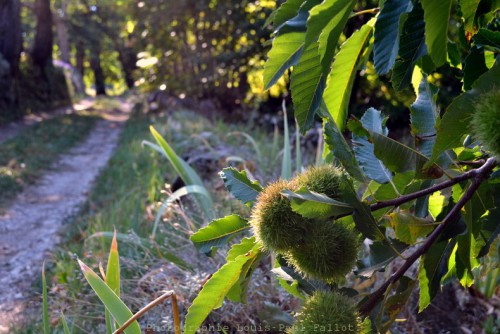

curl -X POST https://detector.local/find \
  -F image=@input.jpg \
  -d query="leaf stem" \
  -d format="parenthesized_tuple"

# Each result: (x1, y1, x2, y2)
(349, 8, 380, 18)
(359, 157, 497, 316)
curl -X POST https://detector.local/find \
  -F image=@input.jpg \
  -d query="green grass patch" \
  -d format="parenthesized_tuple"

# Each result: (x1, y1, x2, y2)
(0, 113, 98, 208)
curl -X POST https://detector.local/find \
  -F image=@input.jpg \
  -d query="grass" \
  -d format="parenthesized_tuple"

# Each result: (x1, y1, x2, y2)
(14, 101, 308, 333)
(0, 113, 98, 209)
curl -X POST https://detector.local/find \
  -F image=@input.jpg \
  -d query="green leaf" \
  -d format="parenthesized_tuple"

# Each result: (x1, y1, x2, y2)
(448, 40, 461, 67)
(373, 0, 413, 74)
(478, 182, 500, 257)
(184, 242, 261, 334)
(226, 238, 263, 303)
(460, 0, 481, 35)
(463, 47, 488, 90)
(78, 260, 141, 334)
(428, 191, 447, 220)
(351, 108, 443, 179)
(282, 188, 353, 219)
(323, 21, 374, 130)
(349, 108, 392, 184)
(105, 231, 120, 333)
(392, 3, 427, 91)
(356, 239, 408, 277)
(473, 28, 500, 52)
(323, 120, 365, 181)
(387, 212, 435, 245)
(430, 62, 500, 163)
(145, 129, 214, 220)
(418, 240, 455, 311)
(306, 0, 355, 70)
(272, 267, 306, 300)
(273, 0, 307, 28)
(219, 167, 262, 206)
(410, 78, 438, 158)
(226, 237, 258, 262)
(421, 0, 452, 66)
(264, 32, 305, 89)
(340, 179, 386, 241)
(290, 42, 326, 132)
(190, 215, 251, 254)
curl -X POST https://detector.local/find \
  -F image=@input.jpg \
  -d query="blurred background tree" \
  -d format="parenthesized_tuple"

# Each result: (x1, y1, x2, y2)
(0, 0, 474, 129)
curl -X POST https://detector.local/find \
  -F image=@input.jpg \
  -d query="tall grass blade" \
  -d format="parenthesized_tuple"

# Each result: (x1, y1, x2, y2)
(61, 313, 71, 334)
(144, 127, 214, 220)
(281, 101, 292, 180)
(78, 259, 141, 334)
(295, 119, 302, 173)
(105, 231, 120, 333)
(88, 232, 193, 271)
(42, 262, 49, 334)
(152, 185, 213, 237)
(227, 131, 263, 166)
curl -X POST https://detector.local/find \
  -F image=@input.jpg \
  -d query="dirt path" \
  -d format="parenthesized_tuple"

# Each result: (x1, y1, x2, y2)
(0, 101, 131, 332)
(0, 98, 95, 144)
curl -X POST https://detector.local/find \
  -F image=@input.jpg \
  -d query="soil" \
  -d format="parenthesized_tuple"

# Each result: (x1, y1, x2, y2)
(0, 100, 131, 332)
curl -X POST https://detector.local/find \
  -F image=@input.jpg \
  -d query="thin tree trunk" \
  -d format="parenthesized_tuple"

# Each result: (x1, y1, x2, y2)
(54, 0, 70, 64)
(0, 0, 22, 119)
(117, 43, 136, 89)
(76, 40, 85, 76)
(90, 43, 106, 95)
(32, 0, 53, 71)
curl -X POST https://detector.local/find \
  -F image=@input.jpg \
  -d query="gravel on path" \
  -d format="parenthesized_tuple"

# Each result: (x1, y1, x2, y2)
(0, 101, 131, 332)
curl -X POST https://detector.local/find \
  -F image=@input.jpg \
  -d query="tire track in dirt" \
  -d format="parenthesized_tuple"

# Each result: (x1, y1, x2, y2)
(0, 102, 131, 332)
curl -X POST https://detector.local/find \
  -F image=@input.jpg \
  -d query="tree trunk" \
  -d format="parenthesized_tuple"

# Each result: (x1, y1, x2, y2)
(75, 40, 85, 76)
(0, 0, 22, 120)
(117, 45, 136, 89)
(54, 0, 70, 64)
(32, 0, 53, 71)
(90, 43, 106, 95)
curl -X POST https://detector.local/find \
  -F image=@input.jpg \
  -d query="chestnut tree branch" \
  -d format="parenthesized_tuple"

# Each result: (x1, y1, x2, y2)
(359, 157, 497, 316)
(369, 159, 490, 212)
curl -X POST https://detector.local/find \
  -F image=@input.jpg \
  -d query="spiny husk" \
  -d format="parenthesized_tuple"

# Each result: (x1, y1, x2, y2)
(284, 220, 360, 282)
(471, 90, 500, 159)
(296, 165, 346, 199)
(287, 290, 361, 334)
(250, 179, 307, 252)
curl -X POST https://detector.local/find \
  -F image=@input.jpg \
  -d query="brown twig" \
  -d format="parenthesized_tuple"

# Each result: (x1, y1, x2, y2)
(113, 290, 181, 334)
(349, 8, 380, 18)
(456, 159, 486, 167)
(359, 157, 497, 316)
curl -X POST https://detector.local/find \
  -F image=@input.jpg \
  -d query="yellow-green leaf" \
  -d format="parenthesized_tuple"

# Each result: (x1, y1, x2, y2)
(323, 20, 374, 130)
(387, 212, 435, 245)
(78, 260, 141, 334)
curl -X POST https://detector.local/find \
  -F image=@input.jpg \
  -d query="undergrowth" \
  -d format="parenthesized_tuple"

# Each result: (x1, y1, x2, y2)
(15, 101, 305, 332)
(0, 113, 98, 209)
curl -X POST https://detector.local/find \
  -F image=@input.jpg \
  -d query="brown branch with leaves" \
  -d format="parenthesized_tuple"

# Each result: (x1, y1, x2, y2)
(359, 157, 497, 316)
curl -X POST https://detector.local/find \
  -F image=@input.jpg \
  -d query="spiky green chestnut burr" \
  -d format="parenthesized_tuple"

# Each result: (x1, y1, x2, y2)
(297, 165, 346, 199)
(250, 180, 307, 252)
(288, 290, 361, 334)
(471, 90, 500, 159)
(284, 220, 359, 282)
